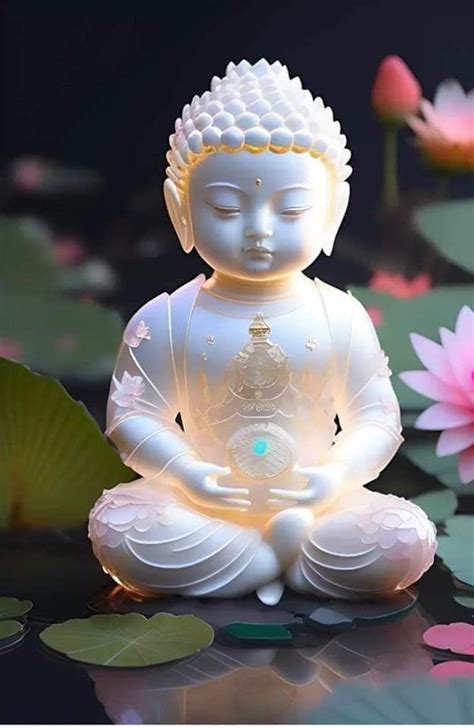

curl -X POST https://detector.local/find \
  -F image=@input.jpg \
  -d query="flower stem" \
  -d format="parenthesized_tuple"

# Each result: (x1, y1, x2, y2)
(383, 125, 399, 210)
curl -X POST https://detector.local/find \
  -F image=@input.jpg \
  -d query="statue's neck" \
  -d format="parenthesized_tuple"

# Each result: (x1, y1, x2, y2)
(206, 270, 306, 302)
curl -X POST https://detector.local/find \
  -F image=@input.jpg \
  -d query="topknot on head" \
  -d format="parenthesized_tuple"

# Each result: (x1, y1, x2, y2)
(166, 58, 352, 198)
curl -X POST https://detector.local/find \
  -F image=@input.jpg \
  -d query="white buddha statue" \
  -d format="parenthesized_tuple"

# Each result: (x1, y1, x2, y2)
(89, 59, 436, 605)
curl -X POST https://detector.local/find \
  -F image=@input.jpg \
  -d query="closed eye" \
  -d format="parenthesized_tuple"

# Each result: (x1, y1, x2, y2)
(209, 203, 241, 216)
(280, 206, 312, 217)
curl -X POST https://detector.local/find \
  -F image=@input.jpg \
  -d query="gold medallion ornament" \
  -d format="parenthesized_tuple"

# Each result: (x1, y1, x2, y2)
(201, 313, 298, 479)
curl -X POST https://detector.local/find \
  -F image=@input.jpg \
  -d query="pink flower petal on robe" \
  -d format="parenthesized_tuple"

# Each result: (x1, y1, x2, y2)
(415, 402, 473, 430)
(409, 333, 453, 384)
(459, 446, 474, 484)
(399, 371, 467, 407)
(430, 661, 474, 682)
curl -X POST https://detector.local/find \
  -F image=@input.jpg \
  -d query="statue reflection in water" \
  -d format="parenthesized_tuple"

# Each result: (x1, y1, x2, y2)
(88, 607, 433, 724)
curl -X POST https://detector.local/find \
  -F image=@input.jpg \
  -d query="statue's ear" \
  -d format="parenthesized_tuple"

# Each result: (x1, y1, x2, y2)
(163, 178, 194, 253)
(323, 181, 350, 256)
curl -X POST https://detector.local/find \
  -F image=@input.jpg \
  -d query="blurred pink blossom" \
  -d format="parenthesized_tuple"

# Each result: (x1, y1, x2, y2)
(53, 236, 86, 265)
(407, 80, 474, 172)
(367, 306, 384, 327)
(400, 306, 474, 484)
(11, 157, 45, 191)
(0, 339, 23, 361)
(369, 271, 432, 298)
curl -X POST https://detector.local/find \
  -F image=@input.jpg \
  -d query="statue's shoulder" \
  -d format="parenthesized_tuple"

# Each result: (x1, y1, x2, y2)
(313, 277, 355, 313)
(123, 274, 205, 346)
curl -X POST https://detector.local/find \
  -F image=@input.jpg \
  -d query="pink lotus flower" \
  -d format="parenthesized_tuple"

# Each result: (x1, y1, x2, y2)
(0, 339, 23, 361)
(53, 236, 86, 265)
(369, 270, 432, 298)
(407, 80, 474, 172)
(372, 56, 421, 124)
(10, 157, 46, 191)
(400, 306, 474, 484)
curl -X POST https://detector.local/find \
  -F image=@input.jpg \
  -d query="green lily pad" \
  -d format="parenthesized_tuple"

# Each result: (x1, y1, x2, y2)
(412, 489, 458, 523)
(0, 597, 33, 619)
(415, 199, 474, 275)
(453, 595, 474, 610)
(0, 620, 24, 641)
(350, 285, 474, 410)
(437, 516, 474, 587)
(0, 217, 58, 293)
(305, 676, 474, 724)
(0, 358, 136, 528)
(0, 291, 122, 381)
(402, 439, 474, 494)
(39, 613, 214, 667)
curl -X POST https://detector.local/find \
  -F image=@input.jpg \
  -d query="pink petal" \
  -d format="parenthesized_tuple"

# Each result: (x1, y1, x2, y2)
(459, 446, 474, 484)
(409, 333, 453, 384)
(423, 622, 474, 656)
(437, 426, 474, 456)
(440, 326, 474, 395)
(434, 79, 468, 115)
(416, 402, 473, 430)
(399, 370, 467, 407)
(430, 661, 474, 682)
(455, 306, 474, 339)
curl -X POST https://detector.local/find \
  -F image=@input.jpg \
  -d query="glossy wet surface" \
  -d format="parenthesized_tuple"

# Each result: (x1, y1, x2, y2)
(0, 528, 471, 724)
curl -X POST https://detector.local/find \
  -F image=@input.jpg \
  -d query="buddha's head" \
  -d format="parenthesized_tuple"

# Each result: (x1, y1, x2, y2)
(164, 59, 351, 282)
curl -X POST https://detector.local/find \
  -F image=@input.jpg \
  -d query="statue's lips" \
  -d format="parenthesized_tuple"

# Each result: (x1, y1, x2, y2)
(243, 247, 273, 256)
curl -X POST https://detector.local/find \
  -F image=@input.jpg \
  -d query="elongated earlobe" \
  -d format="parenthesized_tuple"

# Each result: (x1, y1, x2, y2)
(323, 182, 350, 256)
(163, 179, 194, 253)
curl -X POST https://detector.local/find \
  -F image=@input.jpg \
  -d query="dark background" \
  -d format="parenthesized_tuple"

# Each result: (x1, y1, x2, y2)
(3, 0, 473, 270)
(1, 3, 473, 723)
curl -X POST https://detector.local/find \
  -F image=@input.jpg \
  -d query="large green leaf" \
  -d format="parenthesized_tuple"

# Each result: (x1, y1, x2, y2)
(402, 439, 474, 494)
(305, 676, 473, 724)
(0, 358, 136, 528)
(40, 613, 214, 667)
(437, 516, 474, 587)
(0, 621, 24, 642)
(350, 286, 474, 409)
(415, 199, 474, 275)
(0, 597, 33, 619)
(0, 217, 58, 293)
(0, 291, 122, 381)
(412, 489, 458, 523)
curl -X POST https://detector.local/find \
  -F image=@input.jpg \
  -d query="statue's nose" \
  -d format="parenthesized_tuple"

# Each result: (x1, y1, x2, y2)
(244, 225, 274, 241)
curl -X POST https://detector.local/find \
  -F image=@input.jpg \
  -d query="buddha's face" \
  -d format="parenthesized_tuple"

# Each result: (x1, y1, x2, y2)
(187, 151, 333, 281)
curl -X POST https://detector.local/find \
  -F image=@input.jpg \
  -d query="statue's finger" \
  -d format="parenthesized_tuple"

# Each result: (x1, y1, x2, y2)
(220, 498, 252, 508)
(270, 488, 302, 499)
(212, 484, 249, 497)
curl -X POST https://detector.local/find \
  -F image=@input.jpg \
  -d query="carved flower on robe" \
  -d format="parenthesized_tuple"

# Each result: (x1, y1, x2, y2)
(400, 306, 474, 484)
(111, 372, 145, 409)
(359, 500, 436, 561)
(124, 320, 151, 348)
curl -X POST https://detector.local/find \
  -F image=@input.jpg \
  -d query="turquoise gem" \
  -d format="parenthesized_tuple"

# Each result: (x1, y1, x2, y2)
(252, 438, 268, 456)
